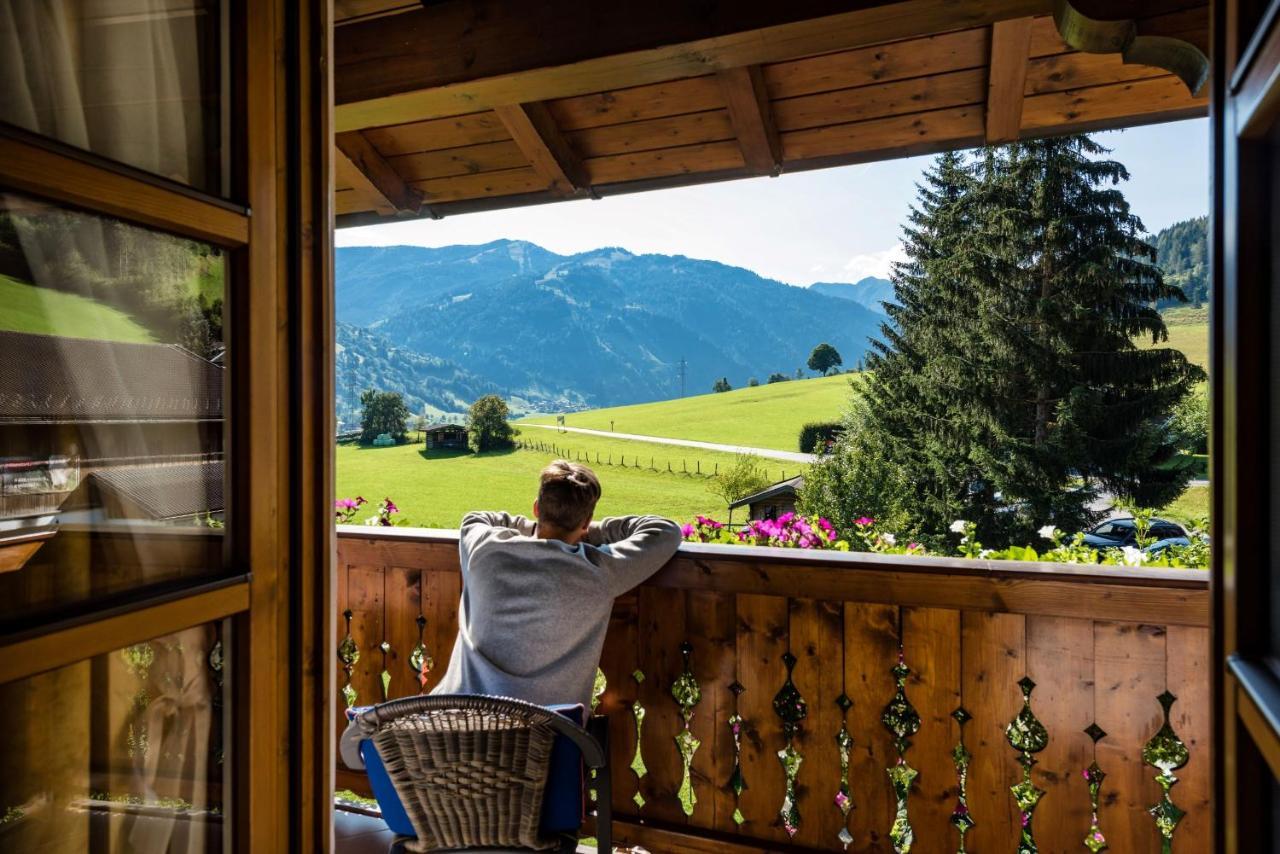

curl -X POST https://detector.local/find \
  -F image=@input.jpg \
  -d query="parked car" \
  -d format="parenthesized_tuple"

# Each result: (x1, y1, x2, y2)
(1082, 517, 1187, 550)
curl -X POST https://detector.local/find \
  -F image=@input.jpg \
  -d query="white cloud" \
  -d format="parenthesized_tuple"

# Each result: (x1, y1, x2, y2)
(842, 243, 906, 280)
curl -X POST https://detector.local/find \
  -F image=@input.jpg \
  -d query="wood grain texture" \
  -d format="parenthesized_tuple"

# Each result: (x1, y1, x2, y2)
(987, 17, 1036, 142)
(566, 111, 735, 159)
(734, 593, 789, 842)
(335, 130, 424, 212)
(494, 102, 589, 194)
(637, 585, 689, 825)
(388, 140, 528, 181)
(901, 607, 962, 848)
(717, 66, 782, 175)
(788, 598, 845, 847)
(773, 68, 987, 133)
(842, 602, 899, 851)
(684, 589, 737, 832)
(1020, 74, 1208, 133)
(599, 593, 641, 818)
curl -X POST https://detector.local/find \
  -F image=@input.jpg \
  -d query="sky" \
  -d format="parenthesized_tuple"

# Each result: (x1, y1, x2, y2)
(336, 118, 1209, 286)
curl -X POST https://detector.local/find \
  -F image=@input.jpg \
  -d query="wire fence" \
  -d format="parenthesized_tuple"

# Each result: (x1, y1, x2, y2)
(514, 438, 795, 483)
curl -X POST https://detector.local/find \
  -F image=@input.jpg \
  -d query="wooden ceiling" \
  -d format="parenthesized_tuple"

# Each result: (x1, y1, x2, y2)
(332, 1, 1209, 225)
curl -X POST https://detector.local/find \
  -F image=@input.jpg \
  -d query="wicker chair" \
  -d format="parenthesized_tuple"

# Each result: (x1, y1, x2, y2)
(341, 695, 611, 853)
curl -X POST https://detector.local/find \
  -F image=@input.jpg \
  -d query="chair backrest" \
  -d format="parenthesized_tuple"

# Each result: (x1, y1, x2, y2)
(343, 695, 587, 851)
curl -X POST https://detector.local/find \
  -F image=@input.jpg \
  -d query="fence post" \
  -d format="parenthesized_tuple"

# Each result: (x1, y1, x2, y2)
(682, 459, 687, 473)
(609, 454, 612, 465)
(696, 460, 701, 474)
(714, 463, 719, 475)
(667, 461, 672, 472)
(650, 456, 654, 470)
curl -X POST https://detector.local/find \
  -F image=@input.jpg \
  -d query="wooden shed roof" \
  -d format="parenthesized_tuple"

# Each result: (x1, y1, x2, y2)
(333, 1, 1209, 225)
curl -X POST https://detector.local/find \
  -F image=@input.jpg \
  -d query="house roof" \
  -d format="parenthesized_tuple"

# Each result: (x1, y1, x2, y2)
(91, 458, 224, 521)
(332, 2, 1209, 224)
(729, 475, 805, 510)
(425, 423, 467, 433)
(0, 331, 223, 423)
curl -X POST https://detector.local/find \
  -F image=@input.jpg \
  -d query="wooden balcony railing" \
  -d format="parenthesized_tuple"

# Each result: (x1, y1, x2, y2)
(336, 526, 1210, 853)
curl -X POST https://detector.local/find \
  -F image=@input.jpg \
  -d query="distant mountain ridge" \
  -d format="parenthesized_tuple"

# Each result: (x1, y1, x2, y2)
(336, 240, 885, 420)
(808, 276, 896, 314)
(1152, 216, 1207, 307)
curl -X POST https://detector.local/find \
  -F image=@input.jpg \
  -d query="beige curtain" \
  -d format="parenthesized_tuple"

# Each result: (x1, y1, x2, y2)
(0, 0, 216, 190)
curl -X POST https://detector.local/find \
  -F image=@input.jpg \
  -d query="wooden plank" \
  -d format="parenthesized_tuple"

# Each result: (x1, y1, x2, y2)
(334, 188, 373, 216)
(763, 28, 990, 99)
(334, 131, 424, 213)
(782, 104, 985, 163)
(1093, 621, 1166, 852)
(1025, 49, 1170, 95)
(567, 110, 735, 159)
(419, 568, 459, 694)
(901, 607, 962, 849)
(646, 553, 1209, 626)
(600, 593, 641, 819)
(842, 602, 899, 850)
(408, 167, 549, 203)
(585, 141, 745, 186)
(549, 76, 725, 132)
(1165, 625, 1211, 853)
(734, 593, 789, 842)
(772, 68, 987, 133)
(987, 17, 1035, 143)
(0, 135, 249, 248)
(362, 111, 511, 156)
(346, 565, 384, 710)
(636, 585, 689, 825)
(383, 565, 423, 699)
(684, 590, 737, 833)
(388, 140, 528, 181)
(788, 598, 847, 849)
(1029, 14, 1072, 57)
(1020, 74, 1208, 134)
(717, 66, 782, 176)
(494, 102, 589, 194)
(334, 0, 1051, 129)
(334, 143, 395, 215)
(1024, 615, 1095, 850)
(961, 610, 1027, 853)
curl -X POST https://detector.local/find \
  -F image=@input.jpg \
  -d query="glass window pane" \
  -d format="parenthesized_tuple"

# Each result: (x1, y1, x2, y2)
(0, 1, 226, 195)
(0, 621, 227, 852)
(0, 191, 226, 628)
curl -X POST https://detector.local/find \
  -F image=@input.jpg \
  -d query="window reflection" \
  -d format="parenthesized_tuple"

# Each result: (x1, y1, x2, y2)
(0, 622, 227, 853)
(0, 1, 226, 195)
(0, 192, 226, 626)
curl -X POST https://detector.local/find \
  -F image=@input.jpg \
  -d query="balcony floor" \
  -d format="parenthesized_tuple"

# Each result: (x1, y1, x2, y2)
(334, 807, 603, 853)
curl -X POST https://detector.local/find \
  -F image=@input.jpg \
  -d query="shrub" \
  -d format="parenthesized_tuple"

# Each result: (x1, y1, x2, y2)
(798, 421, 842, 454)
(1168, 390, 1208, 454)
(767, 373, 790, 384)
(712, 377, 732, 393)
(708, 453, 769, 508)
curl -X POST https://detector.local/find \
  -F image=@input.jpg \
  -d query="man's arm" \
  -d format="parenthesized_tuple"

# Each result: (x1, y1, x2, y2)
(459, 511, 536, 567)
(586, 515, 683, 595)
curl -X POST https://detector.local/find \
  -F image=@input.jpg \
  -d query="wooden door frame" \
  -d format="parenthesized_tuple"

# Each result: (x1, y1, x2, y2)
(1212, 0, 1280, 850)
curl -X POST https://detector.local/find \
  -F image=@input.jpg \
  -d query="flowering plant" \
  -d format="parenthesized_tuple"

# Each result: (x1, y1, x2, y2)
(335, 496, 405, 527)
(335, 496, 367, 524)
(734, 512, 849, 550)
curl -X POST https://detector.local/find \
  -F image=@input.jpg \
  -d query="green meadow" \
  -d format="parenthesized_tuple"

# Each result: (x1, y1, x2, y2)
(522, 373, 854, 452)
(0, 274, 155, 343)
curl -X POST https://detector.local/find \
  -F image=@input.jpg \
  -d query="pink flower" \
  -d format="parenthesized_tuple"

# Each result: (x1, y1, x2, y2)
(681, 524, 696, 538)
(383, 498, 398, 514)
(855, 516, 874, 527)
(335, 498, 357, 510)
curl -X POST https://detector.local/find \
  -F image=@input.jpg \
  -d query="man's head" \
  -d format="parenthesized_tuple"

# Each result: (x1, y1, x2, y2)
(533, 459, 601, 543)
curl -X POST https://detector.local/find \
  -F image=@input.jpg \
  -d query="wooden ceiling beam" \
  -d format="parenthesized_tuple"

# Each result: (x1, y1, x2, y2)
(493, 102, 589, 196)
(335, 0, 1052, 131)
(334, 130, 425, 214)
(717, 65, 782, 176)
(986, 16, 1035, 144)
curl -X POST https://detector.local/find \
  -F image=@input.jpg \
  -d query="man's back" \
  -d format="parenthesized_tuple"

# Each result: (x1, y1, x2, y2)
(433, 511, 682, 709)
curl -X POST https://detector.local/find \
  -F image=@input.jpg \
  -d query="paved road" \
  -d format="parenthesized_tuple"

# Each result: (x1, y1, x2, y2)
(521, 423, 817, 464)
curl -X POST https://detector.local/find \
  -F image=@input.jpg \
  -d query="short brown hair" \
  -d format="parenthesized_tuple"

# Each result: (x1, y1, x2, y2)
(537, 460, 601, 530)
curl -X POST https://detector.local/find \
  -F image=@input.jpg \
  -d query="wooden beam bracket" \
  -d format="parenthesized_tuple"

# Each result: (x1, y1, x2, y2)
(986, 17, 1034, 144)
(717, 65, 782, 176)
(495, 102, 590, 196)
(334, 130, 425, 215)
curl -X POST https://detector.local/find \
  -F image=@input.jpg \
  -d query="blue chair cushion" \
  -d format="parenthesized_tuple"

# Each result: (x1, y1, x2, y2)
(348, 702, 586, 838)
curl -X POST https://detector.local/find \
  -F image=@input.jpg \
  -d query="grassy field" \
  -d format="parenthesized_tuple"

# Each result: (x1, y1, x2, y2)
(336, 439, 744, 528)
(1145, 306, 1208, 372)
(0, 274, 155, 343)
(522, 373, 854, 452)
(1160, 484, 1209, 525)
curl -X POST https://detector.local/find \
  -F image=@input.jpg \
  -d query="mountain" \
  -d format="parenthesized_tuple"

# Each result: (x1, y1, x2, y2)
(1152, 216, 1207, 308)
(335, 322, 582, 427)
(808, 276, 896, 314)
(336, 240, 884, 412)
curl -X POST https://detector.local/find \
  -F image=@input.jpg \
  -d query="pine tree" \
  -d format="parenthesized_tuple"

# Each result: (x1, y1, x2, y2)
(813, 139, 1204, 546)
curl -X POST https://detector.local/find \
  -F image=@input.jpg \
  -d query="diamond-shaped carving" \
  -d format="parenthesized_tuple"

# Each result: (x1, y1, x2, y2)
(952, 706, 972, 725)
(633, 669, 645, 684)
(836, 693, 853, 712)
(1156, 689, 1176, 711)
(729, 680, 745, 697)
(781, 650, 797, 670)
(632, 791, 646, 809)
(1085, 721, 1107, 743)
(1017, 675, 1037, 695)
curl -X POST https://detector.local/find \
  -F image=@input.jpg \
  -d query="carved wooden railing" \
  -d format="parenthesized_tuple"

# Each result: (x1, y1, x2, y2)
(336, 526, 1210, 854)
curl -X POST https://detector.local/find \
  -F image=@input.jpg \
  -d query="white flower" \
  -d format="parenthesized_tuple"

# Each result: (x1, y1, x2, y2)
(1121, 546, 1145, 566)
(880, 533, 897, 546)
(1038, 525, 1058, 541)
(979, 549, 993, 559)
(950, 519, 968, 534)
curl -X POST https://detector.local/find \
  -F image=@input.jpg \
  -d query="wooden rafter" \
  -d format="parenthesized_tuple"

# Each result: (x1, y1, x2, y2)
(334, 130, 424, 213)
(986, 16, 1035, 143)
(493, 102, 589, 196)
(717, 65, 782, 176)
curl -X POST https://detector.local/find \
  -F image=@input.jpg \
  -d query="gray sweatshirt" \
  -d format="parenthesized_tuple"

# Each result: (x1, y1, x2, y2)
(432, 511, 683, 710)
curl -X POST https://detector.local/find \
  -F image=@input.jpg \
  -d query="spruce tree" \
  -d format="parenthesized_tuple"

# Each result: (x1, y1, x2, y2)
(814, 138, 1204, 546)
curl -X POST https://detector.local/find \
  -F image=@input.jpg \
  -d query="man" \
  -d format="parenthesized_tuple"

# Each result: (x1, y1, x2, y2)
(433, 460, 682, 709)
